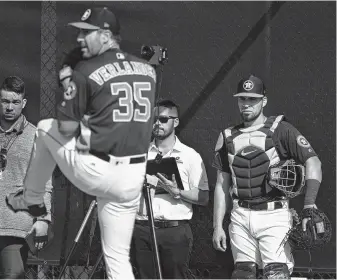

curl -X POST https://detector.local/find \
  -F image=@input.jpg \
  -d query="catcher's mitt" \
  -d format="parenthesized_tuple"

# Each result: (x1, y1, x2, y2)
(287, 207, 332, 251)
(62, 46, 83, 69)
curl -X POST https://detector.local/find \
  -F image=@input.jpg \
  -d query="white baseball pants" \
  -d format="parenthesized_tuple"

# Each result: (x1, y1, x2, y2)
(23, 118, 146, 279)
(229, 199, 294, 272)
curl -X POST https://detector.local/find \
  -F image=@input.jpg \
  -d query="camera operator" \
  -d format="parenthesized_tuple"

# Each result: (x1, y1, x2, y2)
(0, 76, 53, 278)
(131, 99, 209, 279)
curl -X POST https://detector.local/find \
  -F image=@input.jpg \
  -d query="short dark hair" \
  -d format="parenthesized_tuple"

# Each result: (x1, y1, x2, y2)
(98, 29, 122, 45)
(1, 76, 26, 97)
(156, 99, 180, 117)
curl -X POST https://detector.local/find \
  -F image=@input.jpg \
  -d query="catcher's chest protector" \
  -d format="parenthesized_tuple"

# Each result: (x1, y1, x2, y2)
(224, 115, 283, 199)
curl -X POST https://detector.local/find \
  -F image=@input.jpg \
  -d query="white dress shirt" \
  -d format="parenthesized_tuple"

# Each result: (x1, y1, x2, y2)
(137, 136, 209, 221)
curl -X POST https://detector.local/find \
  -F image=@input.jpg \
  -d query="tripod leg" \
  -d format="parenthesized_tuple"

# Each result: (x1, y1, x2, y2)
(144, 187, 162, 279)
(86, 206, 98, 266)
(88, 252, 104, 279)
(58, 200, 97, 279)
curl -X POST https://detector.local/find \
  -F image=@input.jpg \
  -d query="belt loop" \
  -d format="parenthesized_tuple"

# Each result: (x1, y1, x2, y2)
(267, 202, 274, 211)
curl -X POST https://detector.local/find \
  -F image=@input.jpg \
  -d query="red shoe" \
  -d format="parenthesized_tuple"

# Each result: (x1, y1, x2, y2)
(6, 189, 47, 217)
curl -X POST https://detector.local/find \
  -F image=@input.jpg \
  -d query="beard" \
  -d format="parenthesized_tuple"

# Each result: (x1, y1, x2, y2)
(240, 111, 260, 122)
(152, 126, 173, 140)
(241, 114, 257, 122)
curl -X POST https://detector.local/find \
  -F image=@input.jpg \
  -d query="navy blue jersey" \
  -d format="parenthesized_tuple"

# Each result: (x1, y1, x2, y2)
(213, 120, 318, 173)
(57, 49, 156, 156)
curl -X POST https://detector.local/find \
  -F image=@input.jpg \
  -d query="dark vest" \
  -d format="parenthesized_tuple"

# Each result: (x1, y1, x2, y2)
(224, 115, 283, 200)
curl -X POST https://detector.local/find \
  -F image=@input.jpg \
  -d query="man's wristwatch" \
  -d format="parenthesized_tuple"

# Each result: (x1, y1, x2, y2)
(173, 189, 181, 199)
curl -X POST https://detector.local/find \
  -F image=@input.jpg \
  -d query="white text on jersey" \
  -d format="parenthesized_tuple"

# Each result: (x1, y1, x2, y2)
(89, 61, 156, 86)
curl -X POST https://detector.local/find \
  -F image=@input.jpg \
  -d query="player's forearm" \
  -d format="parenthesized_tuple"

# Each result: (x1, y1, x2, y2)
(213, 171, 232, 229)
(304, 156, 322, 207)
(213, 183, 227, 229)
(179, 188, 209, 206)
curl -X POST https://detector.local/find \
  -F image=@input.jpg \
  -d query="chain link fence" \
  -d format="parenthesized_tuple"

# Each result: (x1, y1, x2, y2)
(24, 1, 335, 279)
(40, 1, 57, 119)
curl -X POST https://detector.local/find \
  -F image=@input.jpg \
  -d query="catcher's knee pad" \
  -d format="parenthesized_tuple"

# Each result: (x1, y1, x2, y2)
(231, 262, 257, 279)
(263, 263, 290, 279)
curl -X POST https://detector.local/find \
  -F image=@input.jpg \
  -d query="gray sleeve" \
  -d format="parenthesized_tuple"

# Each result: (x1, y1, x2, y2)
(37, 177, 53, 223)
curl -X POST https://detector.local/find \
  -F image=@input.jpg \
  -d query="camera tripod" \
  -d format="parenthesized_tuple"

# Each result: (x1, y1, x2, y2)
(58, 200, 99, 279)
(58, 181, 162, 279)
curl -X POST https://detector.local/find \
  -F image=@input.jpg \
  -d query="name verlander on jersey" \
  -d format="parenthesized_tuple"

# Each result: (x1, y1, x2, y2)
(89, 61, 156, 86)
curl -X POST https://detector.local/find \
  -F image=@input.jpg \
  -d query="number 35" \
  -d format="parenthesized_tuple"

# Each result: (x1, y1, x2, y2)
(111, 82, 152, 122)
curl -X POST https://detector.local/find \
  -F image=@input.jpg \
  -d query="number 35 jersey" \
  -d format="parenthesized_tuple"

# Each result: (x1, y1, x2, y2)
(57, 49, 157, 157)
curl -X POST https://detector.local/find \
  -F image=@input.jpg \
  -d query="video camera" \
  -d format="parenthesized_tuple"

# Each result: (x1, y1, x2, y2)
(141, 45, 168, 66)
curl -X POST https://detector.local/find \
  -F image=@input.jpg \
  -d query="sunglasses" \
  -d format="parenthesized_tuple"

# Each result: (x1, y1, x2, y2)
(154, 116, 177, 123)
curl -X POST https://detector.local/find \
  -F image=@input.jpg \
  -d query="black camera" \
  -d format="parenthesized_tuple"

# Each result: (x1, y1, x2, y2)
(0, 148, 7, 171)
(141, 45, 168, 66)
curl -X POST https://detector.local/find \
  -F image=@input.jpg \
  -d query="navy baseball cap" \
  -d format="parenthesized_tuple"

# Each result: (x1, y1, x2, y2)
(234, 75, 266, 98)
(68, 7, 120, 35)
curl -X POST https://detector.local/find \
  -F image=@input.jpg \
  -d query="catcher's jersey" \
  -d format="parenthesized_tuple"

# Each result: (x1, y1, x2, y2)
(213, 117, 318, 201)
(57, 49, 157, 157)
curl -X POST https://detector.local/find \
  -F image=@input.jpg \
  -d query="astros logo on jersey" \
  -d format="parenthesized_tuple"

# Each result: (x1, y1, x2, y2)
(243, 80, 254, 91)
(296, 135, 310, 148)
(64, 81, 77, 100)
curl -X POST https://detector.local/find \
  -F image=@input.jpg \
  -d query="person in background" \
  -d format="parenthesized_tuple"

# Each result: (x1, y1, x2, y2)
(0, 76, 53, 279)
(132, 99, 209, 279)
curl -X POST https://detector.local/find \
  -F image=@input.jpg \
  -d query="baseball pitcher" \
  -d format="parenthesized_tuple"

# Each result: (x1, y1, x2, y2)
(7, 7, 156, 280)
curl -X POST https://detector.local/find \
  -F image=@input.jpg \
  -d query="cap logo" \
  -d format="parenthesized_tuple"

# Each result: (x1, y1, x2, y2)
(103, 22, 110, 28)
(243, 80, 254, 91)
(81, 9, 91, 21)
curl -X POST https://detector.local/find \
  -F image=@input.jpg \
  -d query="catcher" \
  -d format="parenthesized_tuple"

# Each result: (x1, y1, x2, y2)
(212, 74, 329, 279)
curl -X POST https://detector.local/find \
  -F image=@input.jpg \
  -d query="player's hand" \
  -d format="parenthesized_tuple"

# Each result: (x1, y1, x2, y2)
(29, 220, 49, 251)
(59, 66, 73, 91)
(212, 226, 227, 252)
(156, 173, 180, 197)
(302, 204, 317, 231)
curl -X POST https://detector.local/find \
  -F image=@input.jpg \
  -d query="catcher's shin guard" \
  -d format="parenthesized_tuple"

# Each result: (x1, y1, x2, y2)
(231, 262, 257, 279)
(263, 263, 290, 279)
